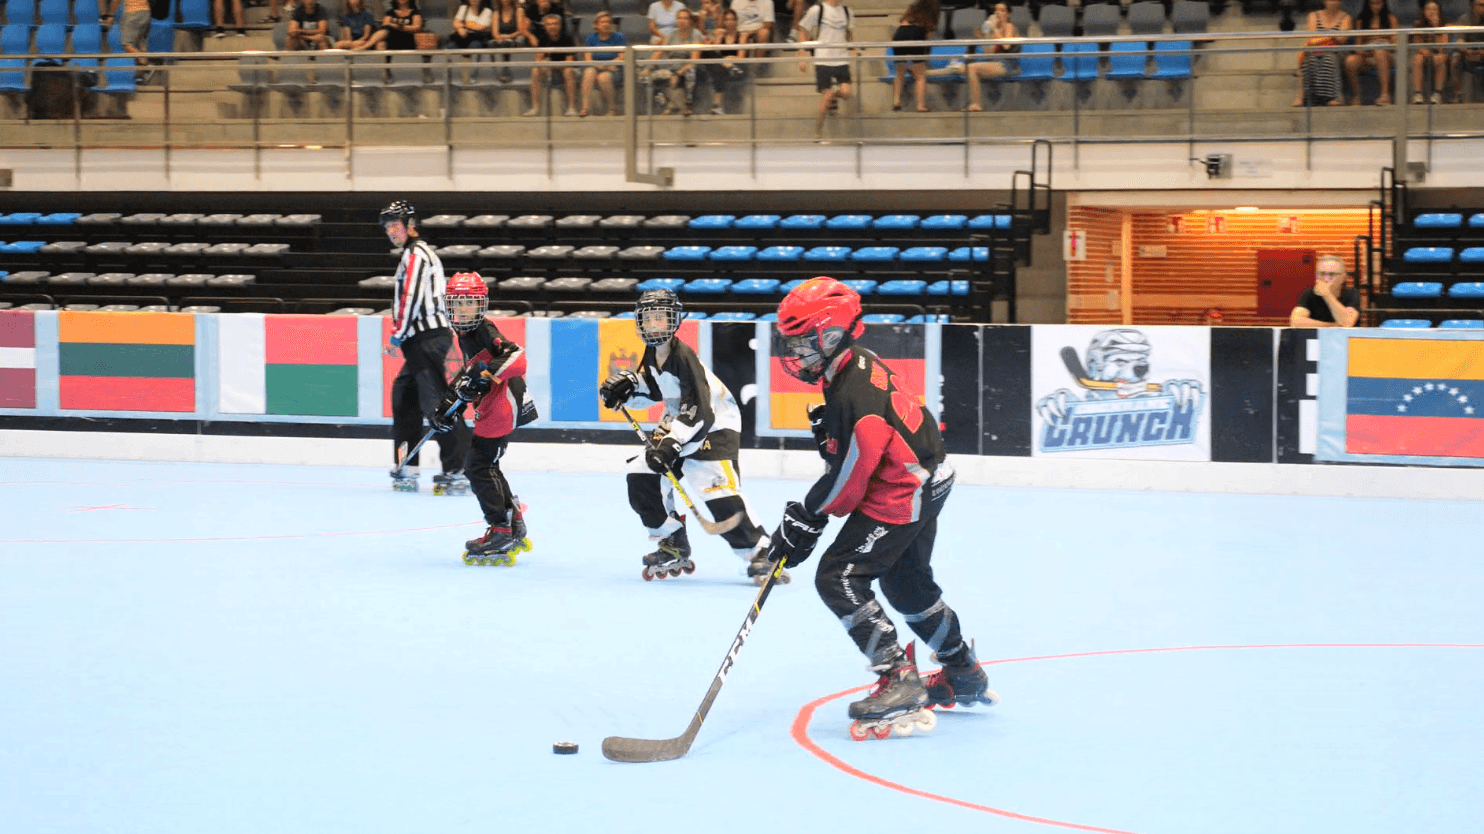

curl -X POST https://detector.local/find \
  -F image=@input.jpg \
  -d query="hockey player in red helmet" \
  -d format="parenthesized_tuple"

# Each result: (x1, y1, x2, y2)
(769, 276, 997, 740)
(598, 288, 781, 584)
(431, 272, 540, 565)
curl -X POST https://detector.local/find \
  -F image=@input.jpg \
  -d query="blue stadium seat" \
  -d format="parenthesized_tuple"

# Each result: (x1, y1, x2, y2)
(735, 215, 781, 229)
(862, 313, 905, 324)
(682, 278, 732, 294)
(177, 0, 212, 29)
(1459, 247, 1484, 263)
(99, 22, 135, 94)
(780, 279, 811, 293)
(732, 278, 781, 294)
(1439, 319, 1484, 329)
(841, 279, 878, 295)
(825, 215, 872, 231)
(1106, 41, 1150, 80)
(877, 279, 927, 296)
(872, 215, 920, 231)
(900, 246, 948, 262)
(67, 25, 101, 74)
(920, 214, 966, 230)
(1449, 282, 1484, 298)
(0, 212, 41, 224)
(757, 312, 778, 322)
(757, 245, 804, 261)
(949, 246, 990, 262)
(614, 311, 637, 319)
(684, 311, 708, 320)
(1391, 282, 1443, 298)
(1404, 247, 1454, 263)
(5, 0, 37, 26)
(1151, 41, 1193, 80)
(636, 277, 686, 292)
(74, 0, 102, 27)
(0, 25, 30, 95)
(710, 245, 757, 261)
(1060, 41, 1100, 81)
(1379, 319, 1432, 328)
(688, 215, 735, 230)
(0, 241, 46, 253)
(905, 313, 950, 323)
(968, 214, 1011, 230)
(147, 17, 175, 54)
(1471, 213, 1484, 228)
(803, 246, 851, 261)
(34, 22, 65, 59)
(37, 0, 69, 26)
(927, 279, 969, 296)
(1413, 213, 1463, 228)
(780, 214, 826, 230)
(662, 245, 713, 261)
(851, 246, 899, 262)
(1015, 42, 1056, 81)
(709, 312, 757, 321)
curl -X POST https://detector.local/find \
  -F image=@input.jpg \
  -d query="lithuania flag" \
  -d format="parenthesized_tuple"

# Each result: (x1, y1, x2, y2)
(219, 314, 358, 417)
(58, 311, 196, 412)
(1346, 337, 1484, 458)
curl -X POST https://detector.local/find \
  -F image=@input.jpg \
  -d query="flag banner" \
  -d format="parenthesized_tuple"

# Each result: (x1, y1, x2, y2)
(1344, 338, 1484, 458)
(545, 317, 698, 424)
(766, 324, 925, 431)
(0, 310, 37, 409)
(57, 311, 195, 412)
(1030, 325, 1211, 460)
(223, 315, 359, 416)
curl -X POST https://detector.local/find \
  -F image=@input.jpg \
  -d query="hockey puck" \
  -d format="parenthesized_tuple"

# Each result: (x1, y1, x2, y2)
(553, 742, 578, 755)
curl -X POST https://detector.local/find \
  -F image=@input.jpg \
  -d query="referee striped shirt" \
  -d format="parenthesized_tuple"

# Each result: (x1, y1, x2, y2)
(391, 238, 450, 342)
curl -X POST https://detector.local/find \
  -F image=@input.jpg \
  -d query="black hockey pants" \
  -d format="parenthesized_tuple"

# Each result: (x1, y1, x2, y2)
(813, 473, 968, 668)
(466, 434, 517, 527)
(391, 329, 469, 474)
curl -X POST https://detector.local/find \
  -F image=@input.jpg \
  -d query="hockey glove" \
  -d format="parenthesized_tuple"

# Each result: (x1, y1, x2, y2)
(644, 435, 681, 475)
(600, 369, 641, 410)
(453, 370, 493, 403)
(430, 394, 463, 435)
(807, 403, 829, 458)
(767, 501, 827, 568)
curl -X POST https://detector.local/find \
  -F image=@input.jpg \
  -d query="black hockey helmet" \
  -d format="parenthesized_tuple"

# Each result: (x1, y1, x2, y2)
(378, 200, 417, 228)
(635, 288, 683, 347)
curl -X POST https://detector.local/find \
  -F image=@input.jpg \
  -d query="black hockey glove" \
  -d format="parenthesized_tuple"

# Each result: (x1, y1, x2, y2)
(600, 370, 640, 410)
(453, 369, 493, 403)
(491, 340, 520, 361)
(430, 394, 463, 435)
(807, 403, 829, 458)
(767, 501, 827, 568)
(644, 435, 681, 475)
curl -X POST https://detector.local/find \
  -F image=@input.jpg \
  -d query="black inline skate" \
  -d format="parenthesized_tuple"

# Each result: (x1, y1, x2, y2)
(390, 469, 419, 492)
(641, 521, 695, 581)
(462, 506, 531, 567)
(432, 471, 470, 496)
(847, 642, 936, 741)
(923, 640, 999, 710)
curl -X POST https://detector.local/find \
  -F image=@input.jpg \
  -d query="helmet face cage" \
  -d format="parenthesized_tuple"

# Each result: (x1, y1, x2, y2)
(445, 272, 489, 332)
(774, 277, 863, 383)
(635, 289, 682, 347)
(378, 200, 416, 230)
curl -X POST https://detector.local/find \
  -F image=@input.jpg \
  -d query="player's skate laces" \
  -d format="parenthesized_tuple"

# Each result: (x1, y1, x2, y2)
(922, 641, 999, 709)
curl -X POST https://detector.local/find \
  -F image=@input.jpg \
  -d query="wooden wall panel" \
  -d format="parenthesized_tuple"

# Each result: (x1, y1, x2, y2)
(1065, 206, 1126, 324)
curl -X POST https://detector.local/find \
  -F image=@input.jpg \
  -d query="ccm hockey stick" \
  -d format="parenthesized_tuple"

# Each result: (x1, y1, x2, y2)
(602, 558, 788, 762)
(618, 405, 742, 536)
(1059, 346, 1162, 394)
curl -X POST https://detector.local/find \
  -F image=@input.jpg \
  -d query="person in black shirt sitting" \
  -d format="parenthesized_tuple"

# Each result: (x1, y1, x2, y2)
(1290, 254, 1360, 327)
(528, 13, 580, 116)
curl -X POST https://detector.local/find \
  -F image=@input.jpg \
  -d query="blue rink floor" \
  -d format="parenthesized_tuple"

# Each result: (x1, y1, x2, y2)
(2, 456, 1482, 834)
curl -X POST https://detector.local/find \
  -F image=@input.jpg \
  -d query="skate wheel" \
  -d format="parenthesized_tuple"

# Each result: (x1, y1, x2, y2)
(668, 568, 682, 577)
(432, 486, 444, 496)
(519, 538, 533, 553)
(893, 722, 914, 737)
(914, 709, 937, 731)
(848, 722, 870, 741)
(681, 561, 695, 574)
(642, 569, 655, 581)
(461, 551, 476, 565)
(871, 725, 891, 740)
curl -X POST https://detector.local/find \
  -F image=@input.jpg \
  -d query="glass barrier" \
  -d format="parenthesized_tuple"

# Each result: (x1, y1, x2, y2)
(2, 27, 1481, 169)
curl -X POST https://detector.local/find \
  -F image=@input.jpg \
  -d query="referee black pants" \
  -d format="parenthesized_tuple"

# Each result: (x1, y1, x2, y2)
(391, 329, 469, 474)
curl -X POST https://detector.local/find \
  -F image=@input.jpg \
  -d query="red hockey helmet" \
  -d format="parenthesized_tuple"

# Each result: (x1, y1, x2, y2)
(775, 277, 864, 383)
(446, 272, 489, 332)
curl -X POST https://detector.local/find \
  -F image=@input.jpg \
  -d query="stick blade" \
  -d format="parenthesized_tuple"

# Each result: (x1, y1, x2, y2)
(601, 735, 691, 763)
(698, 511, 745, 536)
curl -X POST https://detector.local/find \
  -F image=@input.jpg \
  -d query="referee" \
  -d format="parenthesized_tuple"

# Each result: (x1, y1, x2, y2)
(381, 199, 470, 492)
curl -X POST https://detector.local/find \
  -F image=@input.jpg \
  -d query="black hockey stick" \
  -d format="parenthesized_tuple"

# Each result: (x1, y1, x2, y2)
(602, 558, 787, 763)
(617, 405, 742, 536)
(392, 395, 468, 478)
(1059, 346, 1162, 393)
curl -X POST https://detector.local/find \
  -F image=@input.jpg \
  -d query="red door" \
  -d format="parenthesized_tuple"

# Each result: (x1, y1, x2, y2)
(1256, 249, 1318, 318)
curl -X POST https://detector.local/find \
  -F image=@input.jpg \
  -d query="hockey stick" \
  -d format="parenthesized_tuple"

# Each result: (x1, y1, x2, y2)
(617, 405, 742, 536)
(1059, 346, 1162, 394)
(602, 558, 787, 763)
(392, 395, 467, 478)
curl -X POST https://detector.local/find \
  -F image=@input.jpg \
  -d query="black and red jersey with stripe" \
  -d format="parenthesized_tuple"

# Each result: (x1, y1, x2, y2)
(804, 345, 948, 525)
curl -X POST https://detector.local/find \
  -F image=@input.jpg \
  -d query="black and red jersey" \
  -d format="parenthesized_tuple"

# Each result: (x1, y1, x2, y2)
(803, 345, 947, 525)
(457, 319, 532, 439)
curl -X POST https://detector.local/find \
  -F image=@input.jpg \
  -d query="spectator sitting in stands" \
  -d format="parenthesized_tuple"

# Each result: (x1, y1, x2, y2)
(523, 0, 569, 34)
(581, 11, 629, 116)
(702, 7, 747, 115)
(964, 2, 1018, 112)
(1345, 0, 1400, 105)
(528, 12, 579, 116)
(891, 0, 939, 112)
(1294, 0, 1352, 107)
(106, 0, 152, 70)
(288, 0, 331, 50)
(1455, 0, 1484, 102)
(795, 0, 854, 139)
(650, 8, 705, 115)
(649, 0, 687, 45)
(491, 0, 534, 50)
(335, 0, 380, 49)
(1289, 254, 1360, 328)
(448, 0, 495, 49)
(697, 0, 722, 39)
(212, 0, 247, 39)
(730, 0, 775, 57)
(1410, 1, 1452, 104)
(362, 0, 425, 51)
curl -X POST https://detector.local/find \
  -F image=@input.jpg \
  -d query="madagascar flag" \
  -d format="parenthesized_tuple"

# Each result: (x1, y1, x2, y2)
(768, 324, 926, 430)
(58, 311, 195, 412)
(222, 314, 358, 416)
(0, 310, 36, 408)
(1346, 338, 1484, 458)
